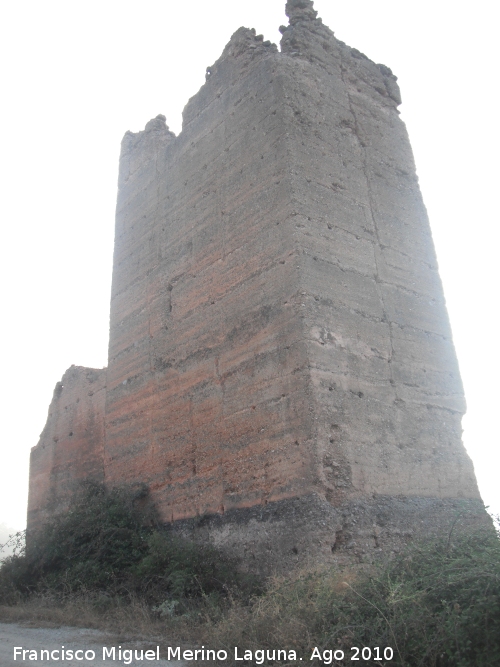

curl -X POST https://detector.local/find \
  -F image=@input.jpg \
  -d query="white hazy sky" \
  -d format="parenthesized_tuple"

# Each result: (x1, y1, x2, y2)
(0, 0, 498, 531)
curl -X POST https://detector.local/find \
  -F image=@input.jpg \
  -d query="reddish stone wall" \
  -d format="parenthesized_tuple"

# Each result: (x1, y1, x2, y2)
(105, 29, 315, 521)
(28, 366, 106, 532)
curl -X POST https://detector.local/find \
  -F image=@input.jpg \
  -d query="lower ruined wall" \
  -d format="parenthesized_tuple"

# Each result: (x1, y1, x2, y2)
(27, 365, 106, 533)
(26, 364, 490, 572)
(166, 493, 489, 575)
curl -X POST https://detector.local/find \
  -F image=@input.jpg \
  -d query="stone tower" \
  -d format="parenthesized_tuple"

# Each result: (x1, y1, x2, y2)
(28, 0, 485, 570)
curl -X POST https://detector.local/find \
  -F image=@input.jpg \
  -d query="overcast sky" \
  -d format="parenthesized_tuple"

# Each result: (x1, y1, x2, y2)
(0, 0, 498, 531)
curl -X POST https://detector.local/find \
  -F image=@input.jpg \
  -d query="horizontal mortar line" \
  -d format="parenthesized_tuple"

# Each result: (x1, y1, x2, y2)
(220, 352, 305, 379)
(403, 388, 464, 399)
(300, 217, 376, 244)
(376, 224, 434, 248)
(389, 322, 450, 341)
(379, 249, 437, 271)
(382, 257, 438, 277)
(155, 329, 299, 373)
(393, 365, 458, 377)
(172, 263, 295, 321)
(376, 278, 443, 301)
(307, 295, 448, 341)
(305, 190, 374, 212)
(313, 179, 351, 194)
(316, 237, 376, 265)
(188, 246, 276, 283)
(305, 298, 386, 324)
(200, 240, 296, 276)
(300, 248, 375, 279)
(304, 337, 390, 361)
(388, 322, 452, 342)
(419, 404, 463, 415)
(310, 371, 376, 387)
(292, 214, 368, 234)
(310, 376, 395, 395)
(312, 219, 376, 241)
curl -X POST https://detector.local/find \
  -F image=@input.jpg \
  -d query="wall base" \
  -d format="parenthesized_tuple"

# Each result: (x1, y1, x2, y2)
(165, 493, 491, 574)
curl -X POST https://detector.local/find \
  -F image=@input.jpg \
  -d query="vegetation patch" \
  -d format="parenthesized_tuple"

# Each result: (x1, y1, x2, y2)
(204, 518, 500, 667)
(1, 491, 499, 666)
(0, 482, 259, 616)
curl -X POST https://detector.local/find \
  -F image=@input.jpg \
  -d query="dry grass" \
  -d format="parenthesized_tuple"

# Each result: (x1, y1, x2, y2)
(0, 595, 198, 648)
(196, 566, 359, 657)
(0, 568, 355, 656)
(2, 518, 498, 666)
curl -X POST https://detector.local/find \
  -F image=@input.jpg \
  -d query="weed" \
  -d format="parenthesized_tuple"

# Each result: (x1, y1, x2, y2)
(203, 521, 500, 667)
(0, 482, 259, 611)
(2, 492, 498, 666)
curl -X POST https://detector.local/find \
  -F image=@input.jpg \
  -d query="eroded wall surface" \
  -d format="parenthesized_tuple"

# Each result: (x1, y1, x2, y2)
(28, 0, 486, 569)
(28, 366, 106, 531)
(277, 6, 478, 504)
(106, 29, 314, 522)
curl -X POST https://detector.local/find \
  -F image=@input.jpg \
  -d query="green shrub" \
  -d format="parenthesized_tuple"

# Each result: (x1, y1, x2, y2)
(133, 531, 259, 605)
(0, 482, 259, 609)
(3, 487, 498, 666)
(29, 482, 152, 593)
(207, 520, 500, 667)
(359, 523, 500, 667)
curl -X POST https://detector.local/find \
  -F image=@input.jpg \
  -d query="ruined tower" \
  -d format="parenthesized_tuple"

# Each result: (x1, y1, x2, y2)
(28, 1, 486, 570)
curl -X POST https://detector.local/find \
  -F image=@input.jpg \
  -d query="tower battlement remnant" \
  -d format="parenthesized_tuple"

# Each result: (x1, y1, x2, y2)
(28, 0, 486, 571)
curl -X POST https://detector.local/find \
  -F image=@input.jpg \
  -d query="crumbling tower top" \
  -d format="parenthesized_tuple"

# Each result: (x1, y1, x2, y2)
(285, 0, 319, 24)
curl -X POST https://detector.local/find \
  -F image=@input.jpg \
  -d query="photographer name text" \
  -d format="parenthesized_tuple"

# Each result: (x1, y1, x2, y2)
(14, 645, 394, 663)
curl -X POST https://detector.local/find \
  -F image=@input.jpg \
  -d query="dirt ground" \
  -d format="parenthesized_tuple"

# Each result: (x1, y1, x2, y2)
(0, 622, 181, 666)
